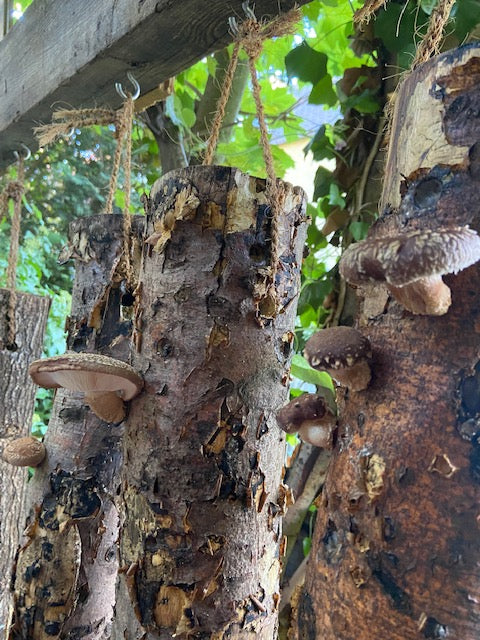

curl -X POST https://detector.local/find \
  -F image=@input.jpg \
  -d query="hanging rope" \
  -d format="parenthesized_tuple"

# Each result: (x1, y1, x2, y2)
(383, 0, 455, 147)
(1, 155, 26, 348)
(34, 77, 139, 287)
(203, 6, 301, 314)
(411, 0, 456, 68)
(354, 0, 389, 26)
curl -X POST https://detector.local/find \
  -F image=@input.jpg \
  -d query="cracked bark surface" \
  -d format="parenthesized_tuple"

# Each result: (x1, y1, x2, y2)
(294, 45, 480, 639)
(0, 291, 50, 633)
(112, 166, 307, 639)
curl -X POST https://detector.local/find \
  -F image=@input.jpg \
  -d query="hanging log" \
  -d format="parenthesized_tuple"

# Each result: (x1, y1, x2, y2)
(7, 215, 144, 640)
(112, 165, 307, 639)
(0, 290, 50, 632)
(295, 45, 480, 639)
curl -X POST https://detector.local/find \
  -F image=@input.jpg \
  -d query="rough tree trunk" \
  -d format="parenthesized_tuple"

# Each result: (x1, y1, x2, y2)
(112, 165, 307, 639)
(294, 45, 480, 639)
(0, 290, 50, 636)
(7, 215, 144, 640)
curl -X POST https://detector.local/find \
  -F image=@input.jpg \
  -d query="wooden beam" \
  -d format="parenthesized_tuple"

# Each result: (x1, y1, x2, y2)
(0, 0, 308, 169)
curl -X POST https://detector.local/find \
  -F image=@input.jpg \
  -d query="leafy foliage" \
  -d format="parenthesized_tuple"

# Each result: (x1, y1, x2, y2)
(3, 0, 480, 434)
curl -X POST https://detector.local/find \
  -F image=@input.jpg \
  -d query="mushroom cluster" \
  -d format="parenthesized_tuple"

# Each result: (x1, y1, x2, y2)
(304, 326, 372, 392)
(339, 225, 480, 315)
(29, 352, 143, 423)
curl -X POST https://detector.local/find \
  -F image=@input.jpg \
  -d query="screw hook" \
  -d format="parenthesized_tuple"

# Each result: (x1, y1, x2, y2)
(13, 143, 31, 162)
(242, 1, 257, 20)
(228, 16, 240, 36)
(115, 72, 141, 101)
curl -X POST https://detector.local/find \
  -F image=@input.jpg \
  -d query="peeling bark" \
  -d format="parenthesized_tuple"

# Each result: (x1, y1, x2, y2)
(7, 215, 144, 640)
(113, 166, 307, 639)
(296, 46, 480, 639)
(0, 290, 50, 634)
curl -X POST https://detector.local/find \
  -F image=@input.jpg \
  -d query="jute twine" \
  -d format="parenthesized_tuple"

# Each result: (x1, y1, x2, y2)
(35, 94, 136, 286)
(354, 0, 389, 26)
(1, 156, 25, 347)
(203, 8, 301, 313)
(382, 0, 455, 147)
(411, 0, 456, 68)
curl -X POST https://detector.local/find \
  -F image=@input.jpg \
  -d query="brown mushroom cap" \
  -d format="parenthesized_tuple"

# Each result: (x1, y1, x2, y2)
(277, 392, 337, 447)
(29, 352, 142, 399)
(2, 436, 46, 467)
(29, 353, 143, 423)
(304, 327, 372, 391)
(339, 226, 480, 315)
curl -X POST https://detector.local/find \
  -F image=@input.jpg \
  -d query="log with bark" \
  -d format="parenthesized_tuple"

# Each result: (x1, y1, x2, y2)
(112, 165, 307, 639)
(0, 291, 50, 633)
(293, 44, 480, 639)
(7, 215, 144, 640)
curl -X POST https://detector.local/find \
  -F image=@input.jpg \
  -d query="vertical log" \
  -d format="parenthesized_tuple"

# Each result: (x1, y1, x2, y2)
(8, 215, 144, 640)
(0, 291, 50, 635)
(113, 166, 307, 639)
(298, 46, 480, 639)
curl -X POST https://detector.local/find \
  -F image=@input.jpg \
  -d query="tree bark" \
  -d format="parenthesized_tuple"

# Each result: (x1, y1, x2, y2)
(0, 290, 50, 637)
(112, 165, 307, 639)
(295, 45, 480, 639)
(7, 215, 144, 640)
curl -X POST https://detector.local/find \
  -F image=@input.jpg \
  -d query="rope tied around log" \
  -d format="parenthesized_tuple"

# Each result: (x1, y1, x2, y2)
(34, 82, 138, 288)
(203, 5, 301, 317)
(1, 155, 26, 348)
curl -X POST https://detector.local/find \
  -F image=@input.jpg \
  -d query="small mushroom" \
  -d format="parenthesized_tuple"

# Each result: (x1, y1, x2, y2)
(339, 226, 480, 315)
(29, 353, 143, 423)
(277, 392, 337, 447)
(304, 326, 372, 391)
(2, 436, 46, 467)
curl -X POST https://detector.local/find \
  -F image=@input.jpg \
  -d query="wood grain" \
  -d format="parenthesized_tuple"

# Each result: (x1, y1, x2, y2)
(0, 0, 307, 169)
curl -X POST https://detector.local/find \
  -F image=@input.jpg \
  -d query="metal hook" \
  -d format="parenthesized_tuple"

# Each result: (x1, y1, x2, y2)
(115, 71, 140, 101)
(13, 143, 31, 162)
(242, 1, 257, 20)
(228, 16, 240, 36)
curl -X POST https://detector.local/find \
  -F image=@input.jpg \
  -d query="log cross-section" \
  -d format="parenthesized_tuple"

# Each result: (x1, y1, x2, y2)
(0, 0, 307, 169)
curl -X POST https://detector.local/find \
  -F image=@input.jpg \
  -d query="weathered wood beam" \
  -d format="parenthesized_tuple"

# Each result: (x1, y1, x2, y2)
(0, 0, 308, 169)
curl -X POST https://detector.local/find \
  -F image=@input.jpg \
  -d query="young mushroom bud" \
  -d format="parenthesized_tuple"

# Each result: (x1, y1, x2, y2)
(277, 392, 337, 448)
(339, 226, 480, 315)
(2, 436, 46, 467)
(304, 326, 372, 392)
(29, 353, 143, 423)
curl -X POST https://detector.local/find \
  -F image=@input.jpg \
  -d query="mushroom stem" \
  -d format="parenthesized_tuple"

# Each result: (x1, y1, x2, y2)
(326, 359, 371, 392)
(387, 275, 451, 316)
(85, 391, 126, 423)
(298, 422, 334, 448)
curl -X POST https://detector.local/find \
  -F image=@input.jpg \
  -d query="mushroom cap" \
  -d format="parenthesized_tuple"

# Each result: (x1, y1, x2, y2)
(277, 392, 336, 435)
(304, 326, 371, 372)
(29, 352, 143, 400)
(2, 436, 46, 467)
(339, 226, 480, 287)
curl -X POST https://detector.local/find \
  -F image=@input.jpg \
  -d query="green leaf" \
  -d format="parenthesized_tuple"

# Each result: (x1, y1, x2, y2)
(305, 125, 336, 161)
(181, 107, 196, 128)
(291, 354, 334, 391)
(303, 536, 312, 557)
(452, 0, 480, 40)
(285, 41, 328, 84)
(313, 166, 334, 200)
(298, 279, 332, 313)
(309, 74, 337, 107)
(349, 220, 370, 241)
(328, 183, 346, 207)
